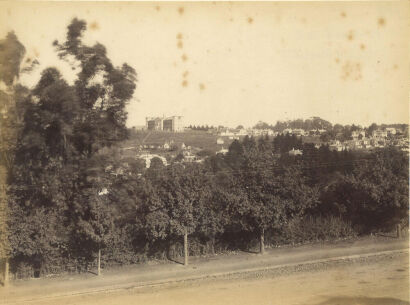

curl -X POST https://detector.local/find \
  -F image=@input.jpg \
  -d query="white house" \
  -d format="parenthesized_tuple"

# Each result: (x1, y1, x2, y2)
(289, 148, 303, 156)
(216, 138, 224, 145)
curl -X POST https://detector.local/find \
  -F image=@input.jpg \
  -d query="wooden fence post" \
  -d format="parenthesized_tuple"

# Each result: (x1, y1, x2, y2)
(4, 258, 9, 287)
(97, 248, 101, 276)
(184, 228, 188, 266)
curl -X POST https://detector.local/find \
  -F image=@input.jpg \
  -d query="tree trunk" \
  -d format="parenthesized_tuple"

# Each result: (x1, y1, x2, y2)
(97, 248, 101, 276)
(260, 228, 265, 255)
(184, 228, 188, 266)
(396, 223, 401, 238)
(211, 235, 216, 255)
(4, 258, 9, 287)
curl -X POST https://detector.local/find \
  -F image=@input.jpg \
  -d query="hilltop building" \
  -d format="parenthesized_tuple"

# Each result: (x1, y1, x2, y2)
(146, 116, 184, 132)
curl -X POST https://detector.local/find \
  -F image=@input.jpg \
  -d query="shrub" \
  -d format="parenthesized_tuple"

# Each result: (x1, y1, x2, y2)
(282, 216, 357, 244)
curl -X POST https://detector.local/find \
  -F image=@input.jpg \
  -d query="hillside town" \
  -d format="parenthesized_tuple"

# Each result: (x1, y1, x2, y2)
(122, 116, 409, 168)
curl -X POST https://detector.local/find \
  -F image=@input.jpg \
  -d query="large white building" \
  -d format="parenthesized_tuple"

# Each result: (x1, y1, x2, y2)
(146, 116, 184, 132)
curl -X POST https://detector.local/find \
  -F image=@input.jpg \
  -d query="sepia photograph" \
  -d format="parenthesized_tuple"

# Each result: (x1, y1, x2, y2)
(0, 1, 409, 304)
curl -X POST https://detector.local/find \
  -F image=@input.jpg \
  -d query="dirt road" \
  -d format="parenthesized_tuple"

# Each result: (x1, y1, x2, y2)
(1, 237, 408, 305)
(12, 251, 410, 305)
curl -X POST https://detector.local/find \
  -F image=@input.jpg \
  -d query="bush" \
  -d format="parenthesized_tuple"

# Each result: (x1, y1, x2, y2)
(282, 216, 357, 244)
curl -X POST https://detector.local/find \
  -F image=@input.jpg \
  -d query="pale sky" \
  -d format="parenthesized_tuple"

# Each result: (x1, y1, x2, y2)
(1, 1, 409, 128)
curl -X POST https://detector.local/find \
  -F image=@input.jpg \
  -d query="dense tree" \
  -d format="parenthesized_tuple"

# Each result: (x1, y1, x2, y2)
(330, 148, 408, 233)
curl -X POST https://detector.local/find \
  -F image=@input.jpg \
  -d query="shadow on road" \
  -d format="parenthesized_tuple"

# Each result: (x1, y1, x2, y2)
(315, 296, 409, 305)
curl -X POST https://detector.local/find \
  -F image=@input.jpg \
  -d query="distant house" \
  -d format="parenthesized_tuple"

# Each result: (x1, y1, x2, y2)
(352, 130, 366, 139)
(283, 128, 293, 135)
(372, 130, 387, 138)
(236, 129, 248, 136)
(216, 138, 224, 145)
(163, 142, 170, 150)
(385, 127, 396, 135)
(217, 147, 229, 155)
(220, 131, 235, 137)
(289, 148, 303, 156)
(292, 129, 305, 136)
(329, 143, 344, 151)
(138, 153, 167, 168)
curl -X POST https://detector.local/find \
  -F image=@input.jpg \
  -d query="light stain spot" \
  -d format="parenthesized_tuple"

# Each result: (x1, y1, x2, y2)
(393, 64, 398, 70)
(247, 17, 253, 24)
(360, 44, 366, 50)
(335, 58, 340, 64)
(182, 80, 188, 87)
(33, 48, 39, 57)
(177, 33, 183, 40)
(7, 8, 11, 16)
(341, 12, 346, 18)
(178, 7, 184, 15)
(378, 17, 385, 26)
(181, 54, 188, 62)
(177, 41, 183, 49)
(199, 83, 205, 91)
(347, 31, 354, 41)
(89, 21, 100, 31)
(26, 57, 31, 63)
(230, 18, 234, 22)
(183, 71, 189, 78)
(341, 61, 362, 81)
(155, 6, 160, 11)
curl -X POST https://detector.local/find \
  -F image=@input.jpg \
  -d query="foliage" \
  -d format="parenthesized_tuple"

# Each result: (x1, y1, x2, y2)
(282, 216, 357, 244)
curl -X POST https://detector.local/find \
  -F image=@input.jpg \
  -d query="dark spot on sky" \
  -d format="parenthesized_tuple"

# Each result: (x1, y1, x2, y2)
(230, 18, 234, 22)
(181, 54, 188, 62)
(199, 83, 205, 91)
(177, 33, 183, 40)
(247, 17, 253, 24)
(178, 7, 184, 15)
(89, 21, 100, 31)
(177, 41, 183, 49)
(182, 80, 188, 87)
(347, 31, 354, 41)
(360, 44, 366, 50)
(393, 64, 398, 70)
(155, 6, 160, 11)
(378, 17, 386, 26)
(335, 58, 340, 64)
(300, 17, 307, 24)
(341, 12, 346, 18)
(7, 8, 11, 16)
(183, 71, 189, 78)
